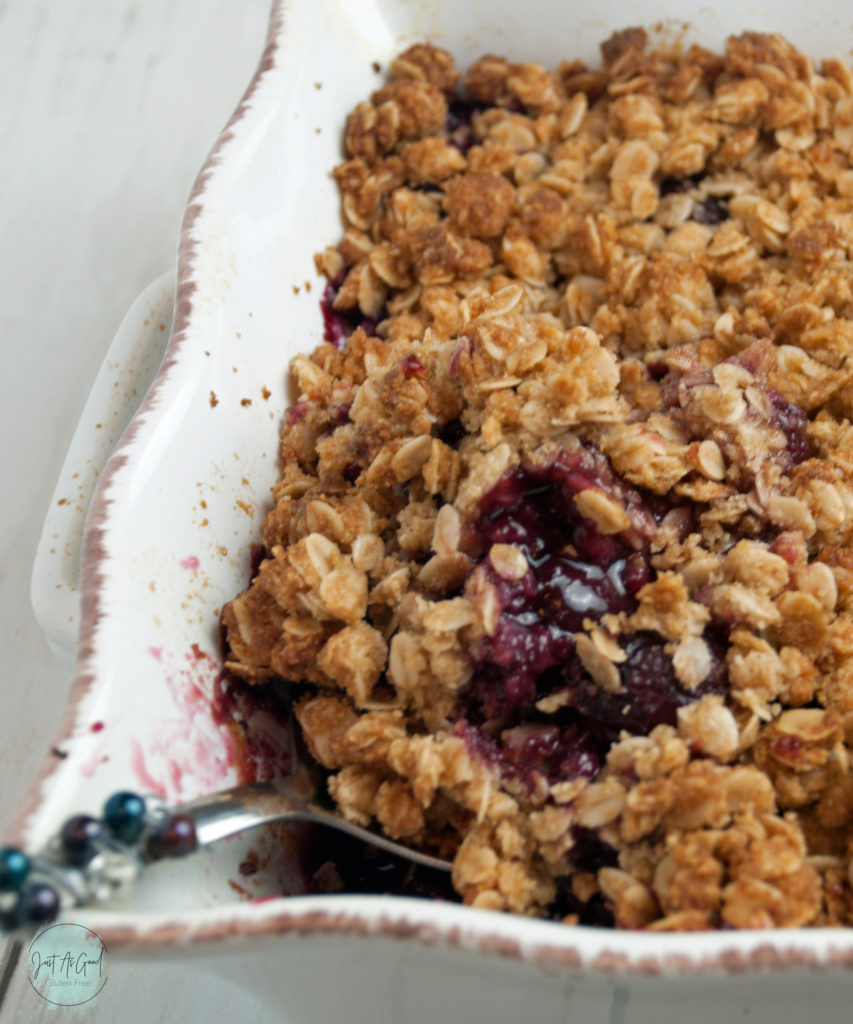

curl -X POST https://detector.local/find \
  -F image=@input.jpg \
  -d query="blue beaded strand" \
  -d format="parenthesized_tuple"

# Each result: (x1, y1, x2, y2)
(1, 788, 201, 934)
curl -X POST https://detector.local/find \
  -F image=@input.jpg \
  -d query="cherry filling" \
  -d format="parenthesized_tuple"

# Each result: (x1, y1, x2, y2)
(320, 275, 382, 348)
(768, 389, 811, 465)
(445, 99, 482, 152)
(657, 174, 730, 224)
(455, 445, 728, 787)
(564, 629, 728, 738)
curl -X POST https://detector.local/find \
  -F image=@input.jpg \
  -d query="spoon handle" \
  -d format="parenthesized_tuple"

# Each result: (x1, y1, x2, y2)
(179, 777, 452, 872)
(178, 778, 310, 846)
(0, 777, 451, 931)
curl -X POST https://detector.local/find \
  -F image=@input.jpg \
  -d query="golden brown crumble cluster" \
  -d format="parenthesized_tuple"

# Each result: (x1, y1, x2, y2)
(221, 30, 853, 929)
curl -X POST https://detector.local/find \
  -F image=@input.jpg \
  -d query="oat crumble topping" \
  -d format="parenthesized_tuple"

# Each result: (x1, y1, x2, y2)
(221, 30, 853, 929)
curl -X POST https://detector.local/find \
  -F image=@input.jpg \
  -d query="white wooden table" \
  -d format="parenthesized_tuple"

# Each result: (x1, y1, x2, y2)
(0, 2, 283, 1019)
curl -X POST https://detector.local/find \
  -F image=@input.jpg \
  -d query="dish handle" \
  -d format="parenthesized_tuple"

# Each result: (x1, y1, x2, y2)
(30, 272, 176, 665)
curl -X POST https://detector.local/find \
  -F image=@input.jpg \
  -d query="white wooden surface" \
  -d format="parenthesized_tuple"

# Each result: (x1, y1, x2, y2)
(0, 2, 283, 1019)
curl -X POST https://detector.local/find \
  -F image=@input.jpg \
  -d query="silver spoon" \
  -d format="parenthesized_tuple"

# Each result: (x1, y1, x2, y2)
(181, 773, 451, 872)
(0, 772, 451, 930)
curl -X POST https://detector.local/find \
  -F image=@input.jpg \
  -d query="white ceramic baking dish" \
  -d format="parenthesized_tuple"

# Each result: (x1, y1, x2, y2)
(18, 1, 853, 1019)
